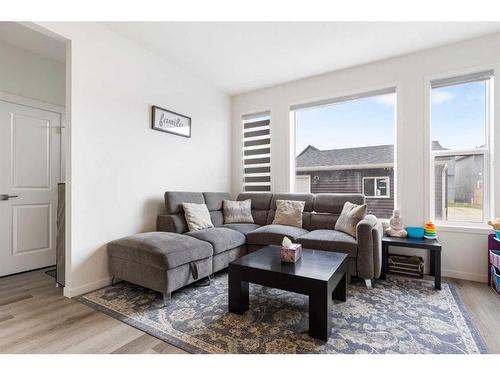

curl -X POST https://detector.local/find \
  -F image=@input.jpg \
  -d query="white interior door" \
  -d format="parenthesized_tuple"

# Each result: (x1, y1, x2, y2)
(0, 100, 61, 276)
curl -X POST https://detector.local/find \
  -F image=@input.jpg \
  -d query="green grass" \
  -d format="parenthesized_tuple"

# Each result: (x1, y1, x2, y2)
(447, 202, 482, 210)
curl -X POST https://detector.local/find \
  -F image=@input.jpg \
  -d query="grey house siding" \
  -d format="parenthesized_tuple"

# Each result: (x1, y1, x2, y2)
(454, 155, 483, 204)
(297, 168, 394, 218)
(434, 154, 483, 220)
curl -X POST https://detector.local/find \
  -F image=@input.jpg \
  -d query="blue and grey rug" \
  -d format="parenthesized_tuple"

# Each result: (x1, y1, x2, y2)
(78, 273, 487, 354)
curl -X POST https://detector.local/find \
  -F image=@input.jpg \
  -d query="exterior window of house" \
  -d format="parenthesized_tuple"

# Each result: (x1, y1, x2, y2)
(242, 112, 271, 192)
(363, 177, 390, 198)
(293, 88, 396, 219)
(430, 71, 493, 224)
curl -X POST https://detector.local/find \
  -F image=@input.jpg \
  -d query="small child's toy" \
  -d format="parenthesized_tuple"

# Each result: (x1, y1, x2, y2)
(424, 221, 437, 239)
(406, 227, 424, 238)
(385, 209, 408, 237)
(488, 218, 500, 230)
(488, 218, 500, 240)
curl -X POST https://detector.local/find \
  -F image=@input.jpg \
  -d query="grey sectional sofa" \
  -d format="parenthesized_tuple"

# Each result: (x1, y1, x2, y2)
(108, 191, 383, 304)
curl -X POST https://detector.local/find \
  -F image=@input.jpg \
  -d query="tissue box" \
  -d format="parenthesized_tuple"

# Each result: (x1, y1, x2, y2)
(281, 244, 302, 263)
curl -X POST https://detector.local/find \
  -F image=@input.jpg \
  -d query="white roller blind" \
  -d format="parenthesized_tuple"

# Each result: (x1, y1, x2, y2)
(431, 70, 494, 89)
(242, 112, 271, 192)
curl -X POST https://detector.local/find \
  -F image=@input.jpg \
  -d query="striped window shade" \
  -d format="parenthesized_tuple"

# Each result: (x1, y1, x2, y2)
(242, 112, 271, 192)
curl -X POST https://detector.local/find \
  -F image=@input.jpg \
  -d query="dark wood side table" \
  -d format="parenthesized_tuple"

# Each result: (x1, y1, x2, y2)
(380, 236, 442, 290)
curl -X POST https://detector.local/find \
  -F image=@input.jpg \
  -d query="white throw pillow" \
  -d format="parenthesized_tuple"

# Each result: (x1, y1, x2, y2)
(182, 203, 214, 232)
(223, 199, 254, 224)
(272, 200, 305, 228)
(334, 201, 367, 238)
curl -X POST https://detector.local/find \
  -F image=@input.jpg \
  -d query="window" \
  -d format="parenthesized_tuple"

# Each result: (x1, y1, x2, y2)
(242, 112, 271, 192)
(293, 88, 396, 219)
(363, 177, 390, 198)
(430, 71, 493, 224)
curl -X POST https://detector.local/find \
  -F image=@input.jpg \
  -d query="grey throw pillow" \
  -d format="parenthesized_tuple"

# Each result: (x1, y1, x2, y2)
(334, 201, 367, 238)
(223, 199, 254, 223)
(182, 203, 214, 232)
(272, 200, 305, 228)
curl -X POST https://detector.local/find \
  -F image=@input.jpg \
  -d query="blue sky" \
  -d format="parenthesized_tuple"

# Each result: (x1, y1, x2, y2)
(295, 82, 486, 155)
(431, 81, 486, 150)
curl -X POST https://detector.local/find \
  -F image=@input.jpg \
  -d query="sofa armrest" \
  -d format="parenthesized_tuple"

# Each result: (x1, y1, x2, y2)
(356, 215, 383, 279)
(156, 214, 188, 234)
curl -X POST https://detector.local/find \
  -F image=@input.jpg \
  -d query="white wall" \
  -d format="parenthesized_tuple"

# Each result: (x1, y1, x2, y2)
(232, 32, 500, 283)
(0, 38, 65, 105)
(35, 22, 232, 297)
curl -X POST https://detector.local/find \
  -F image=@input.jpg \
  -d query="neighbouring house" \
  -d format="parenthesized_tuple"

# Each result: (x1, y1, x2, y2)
(295, 144, 395, 218)
(433, 141, 484, 222)
(296, 141, 483, 221)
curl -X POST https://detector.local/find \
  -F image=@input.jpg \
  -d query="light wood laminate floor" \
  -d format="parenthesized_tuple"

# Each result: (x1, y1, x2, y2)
(0, 268, 186, 354)
(0, 268, 498, 353)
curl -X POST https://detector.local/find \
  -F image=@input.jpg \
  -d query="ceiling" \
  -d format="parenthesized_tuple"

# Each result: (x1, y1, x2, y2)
(104, 22, 500, 95)
(0, 22, 65, 63)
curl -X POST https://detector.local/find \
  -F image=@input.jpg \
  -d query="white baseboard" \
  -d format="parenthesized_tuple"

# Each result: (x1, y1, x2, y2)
(442, 268, 487, 283)
(59, 268, 486, 298)
(63, 277, 112, 298)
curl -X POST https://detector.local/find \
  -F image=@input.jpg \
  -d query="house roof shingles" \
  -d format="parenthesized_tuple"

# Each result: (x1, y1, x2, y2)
(296, 144, 394, 168)
(296, 141, 446, 169)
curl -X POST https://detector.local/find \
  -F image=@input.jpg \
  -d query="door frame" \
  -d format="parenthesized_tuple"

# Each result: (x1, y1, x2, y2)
(0, 91, 65, 115)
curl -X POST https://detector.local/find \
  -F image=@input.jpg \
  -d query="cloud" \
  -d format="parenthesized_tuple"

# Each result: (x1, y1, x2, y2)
(373, 94, 396, 107)
(432, 90, 454, 105)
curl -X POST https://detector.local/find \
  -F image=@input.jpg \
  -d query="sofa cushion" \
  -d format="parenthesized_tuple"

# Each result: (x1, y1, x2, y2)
(182, 203, 214, 232)
(237, 192, 272, 210)
(296, 229, 358, 257)
(335, 201, 367, 238)
(314, 193, 365, 214)
(267, 193, 314, 225)
(209, 211, 224, 226)
(157, 213, 188, 234)
(246, 224, 308, 246)
(270, 193, 314, 212)
(223, 199, 254, 223)
(237, 193, 272, 225)
(203, 192, 231, 211)
(165, 191, 205, 214)
(272, 199, 305, 228)
(108, 232, 213, 270)
(185, 227, 246, 255)
(221, 223, 261, 235)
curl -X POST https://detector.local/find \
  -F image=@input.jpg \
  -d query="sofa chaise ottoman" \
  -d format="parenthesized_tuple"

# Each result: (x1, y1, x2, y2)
(108, 232, 213, 304)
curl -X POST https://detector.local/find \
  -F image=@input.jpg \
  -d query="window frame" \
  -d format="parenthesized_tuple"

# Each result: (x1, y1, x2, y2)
(429, 72, 493, 226)
(362, 176, 391, 198)
(290, 86, 397, 220)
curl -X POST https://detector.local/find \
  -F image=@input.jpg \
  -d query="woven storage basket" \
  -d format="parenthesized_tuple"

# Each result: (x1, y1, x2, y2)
(388, 254, 424, 278)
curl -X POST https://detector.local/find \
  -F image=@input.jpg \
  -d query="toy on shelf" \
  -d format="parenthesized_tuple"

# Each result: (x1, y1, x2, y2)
(424, 221, 437, 239)
(385, 209, 408, 237)
(487, 218, 500, 240)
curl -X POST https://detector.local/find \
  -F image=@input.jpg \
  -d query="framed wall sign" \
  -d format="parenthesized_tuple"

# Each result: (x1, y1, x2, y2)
(151, 105, 191, 138)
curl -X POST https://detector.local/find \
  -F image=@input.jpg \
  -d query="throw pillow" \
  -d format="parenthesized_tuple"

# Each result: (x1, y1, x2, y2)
(223, 199, 254, 224)
(335, 201, 367, 238)
(272, 200, 306, 228)
(182, 203, 214, 232)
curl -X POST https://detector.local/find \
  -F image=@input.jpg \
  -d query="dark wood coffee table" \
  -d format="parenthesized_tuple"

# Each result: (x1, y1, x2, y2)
(228, 245, 348, 341)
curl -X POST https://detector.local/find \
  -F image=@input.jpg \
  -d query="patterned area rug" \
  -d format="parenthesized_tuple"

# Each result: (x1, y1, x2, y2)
(78, 273, 487, 354)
